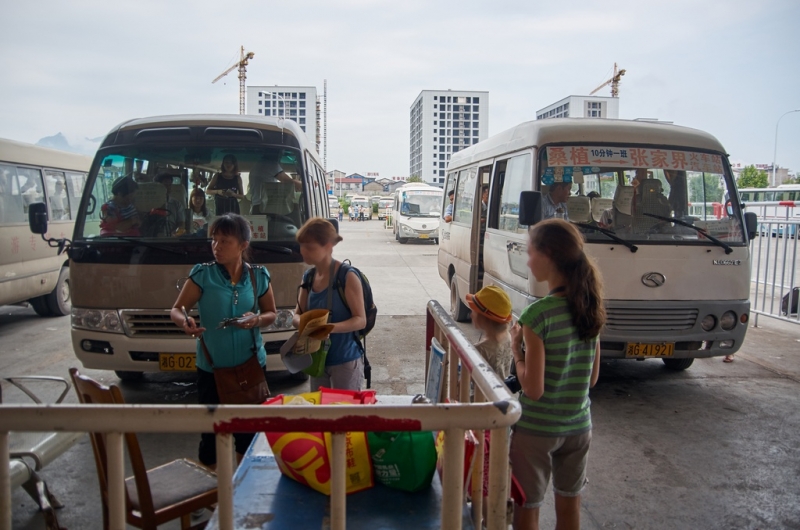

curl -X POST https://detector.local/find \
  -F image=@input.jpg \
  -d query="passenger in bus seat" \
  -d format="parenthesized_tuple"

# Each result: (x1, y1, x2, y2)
(100, 176, 140, 236)
(542, 181, 572, 219)
(207, 154, 244, 215)
(249, 151, 302, 214)
(189, 187, 211, 233)
(444, 189, 455, 222)
(155, 173, 186, 235)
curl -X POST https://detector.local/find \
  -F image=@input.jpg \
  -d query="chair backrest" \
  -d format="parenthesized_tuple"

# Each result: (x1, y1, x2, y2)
(134, 182, 168, 214)
(613, 185, 634, 230)
(69, 368, 156, 526)
(591, 198, 613, 223)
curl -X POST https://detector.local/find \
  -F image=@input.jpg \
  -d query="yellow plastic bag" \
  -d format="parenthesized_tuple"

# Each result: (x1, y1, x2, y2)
(264, 388, 376, 495)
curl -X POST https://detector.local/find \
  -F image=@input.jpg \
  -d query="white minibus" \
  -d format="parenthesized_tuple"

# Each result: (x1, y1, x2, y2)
(350, 195, 373, 220)
(29, 115, 331, 381)
(438, 119, 757, 370)
(1, 138, 92, 316)
(377, 196, 394, 220)
(392, 183, 443, 244)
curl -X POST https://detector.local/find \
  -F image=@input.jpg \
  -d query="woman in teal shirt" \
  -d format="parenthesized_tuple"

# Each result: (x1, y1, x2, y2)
(171, 214, 277, 467)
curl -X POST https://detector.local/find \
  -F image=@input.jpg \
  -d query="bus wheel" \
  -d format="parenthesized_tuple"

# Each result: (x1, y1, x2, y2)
(450, 275, 470, 322)
(115, 371, 145, 382)
(399, 237, 408, 244)
(29, 296, 54, 317)
(45, 267, 71, 316)
(662, 358, 694, 371)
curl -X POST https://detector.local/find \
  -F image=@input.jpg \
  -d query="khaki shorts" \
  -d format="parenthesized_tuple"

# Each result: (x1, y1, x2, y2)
(509, 429, 591, 508)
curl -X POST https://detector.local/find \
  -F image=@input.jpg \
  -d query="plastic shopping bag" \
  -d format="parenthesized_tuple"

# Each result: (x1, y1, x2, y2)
(264, 387, 377, 495)
(368, 431, 437, 492)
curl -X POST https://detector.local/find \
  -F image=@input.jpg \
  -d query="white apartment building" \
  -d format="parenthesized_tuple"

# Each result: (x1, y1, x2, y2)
(536, 95, 619, 120)
(410, 90, 489, 186)
(246, 86, 319, 150)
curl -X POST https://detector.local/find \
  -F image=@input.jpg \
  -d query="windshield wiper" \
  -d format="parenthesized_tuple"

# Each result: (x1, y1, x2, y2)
(249, 242, 294, 255)
(96, 236, 187, 255)
(573, 223, 638, 253)
(642, 213, 733, 254)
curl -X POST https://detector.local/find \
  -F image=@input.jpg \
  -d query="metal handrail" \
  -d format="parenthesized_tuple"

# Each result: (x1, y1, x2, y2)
(750, 218, 799, 325)
(0, 300, 521, 530)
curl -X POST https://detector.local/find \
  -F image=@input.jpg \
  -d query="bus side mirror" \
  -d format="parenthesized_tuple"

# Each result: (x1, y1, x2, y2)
(518, 191, 543, 227)
(744, 212, 757, 240)
(28, 202, 49, 235)
(328, 218, 340, 233)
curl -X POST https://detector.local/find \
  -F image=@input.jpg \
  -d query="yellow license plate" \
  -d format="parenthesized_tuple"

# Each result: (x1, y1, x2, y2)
(159, 353, 196, 371)
(419, 234, 429, 239)
(625, 343, 674, 358)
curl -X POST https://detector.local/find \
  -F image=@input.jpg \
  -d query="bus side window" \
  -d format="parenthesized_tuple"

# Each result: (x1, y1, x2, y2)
(18, 167, 45, 217)
(496, 153, 532, 234)
(443, 172, 457, 220)
(453, 168, 478, 224)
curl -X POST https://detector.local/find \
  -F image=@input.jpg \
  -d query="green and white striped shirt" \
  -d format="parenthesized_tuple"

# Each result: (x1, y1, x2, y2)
(515, 295, 597, 437)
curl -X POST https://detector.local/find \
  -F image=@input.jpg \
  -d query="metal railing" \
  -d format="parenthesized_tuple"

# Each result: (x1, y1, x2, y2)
(0, 300, 521, 530)
(750, 214, 799, 325)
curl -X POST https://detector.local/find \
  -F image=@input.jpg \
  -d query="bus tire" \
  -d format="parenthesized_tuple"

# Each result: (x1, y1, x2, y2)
(662, 358, 694, 371)
(29, 296, 54, 317)
(45, 267, 71, 316)
(115, 371, 145, 382)
(398, 237, 408, 244)
(450, 275, 470, 322)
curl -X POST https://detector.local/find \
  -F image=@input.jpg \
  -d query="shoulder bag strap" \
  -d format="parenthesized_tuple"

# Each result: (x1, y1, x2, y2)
(247, 263, 259, 356)
(325, 259, 336, 315)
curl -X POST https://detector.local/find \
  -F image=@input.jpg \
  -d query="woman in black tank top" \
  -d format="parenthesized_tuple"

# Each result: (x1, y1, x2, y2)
(207, 154, 244, 215)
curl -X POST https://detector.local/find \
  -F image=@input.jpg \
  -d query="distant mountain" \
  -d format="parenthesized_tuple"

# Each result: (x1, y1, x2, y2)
(36, 133, 72, 151)
(36, 133, 99, 156)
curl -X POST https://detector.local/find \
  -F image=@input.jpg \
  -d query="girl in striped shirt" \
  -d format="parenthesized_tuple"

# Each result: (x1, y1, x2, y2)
(510, 219, 605, 530)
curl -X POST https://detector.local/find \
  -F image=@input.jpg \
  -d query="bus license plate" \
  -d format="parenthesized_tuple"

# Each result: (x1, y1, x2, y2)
(418, 234, 429, 239)
(159, 353, 196, 371)
(625, 343, 674, 358)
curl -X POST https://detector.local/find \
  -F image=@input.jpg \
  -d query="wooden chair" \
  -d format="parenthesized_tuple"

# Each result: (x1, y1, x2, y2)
(69, 368, 218, 530)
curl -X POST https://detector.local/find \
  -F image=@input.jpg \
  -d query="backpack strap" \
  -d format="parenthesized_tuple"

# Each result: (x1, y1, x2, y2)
(246, 263, 260, 357)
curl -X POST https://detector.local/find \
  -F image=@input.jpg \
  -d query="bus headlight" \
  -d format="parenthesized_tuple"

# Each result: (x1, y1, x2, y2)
(263, 309, 295, 332)
(720, 311, 737, 331)
(400, 224, 415, 235)
(700, 314, 716, 331)
(72, 308, 124, 333)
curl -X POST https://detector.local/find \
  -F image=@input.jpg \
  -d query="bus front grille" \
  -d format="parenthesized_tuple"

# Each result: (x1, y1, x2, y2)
(121, 310, 198, 337)
(605, 307, 698, 331)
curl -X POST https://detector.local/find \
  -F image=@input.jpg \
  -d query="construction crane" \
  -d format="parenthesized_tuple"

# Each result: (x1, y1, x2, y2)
(212, 46, 255, 115)
(590, 63, 626, 98)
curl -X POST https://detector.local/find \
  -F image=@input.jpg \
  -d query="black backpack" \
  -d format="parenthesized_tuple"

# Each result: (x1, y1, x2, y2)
(301, 260, 377, 340)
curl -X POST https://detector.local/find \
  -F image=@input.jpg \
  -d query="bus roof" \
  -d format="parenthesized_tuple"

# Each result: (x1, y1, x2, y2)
(0, 137, 93, 172)
(99, 114, 321, 163)
(448, 118, 727, 171)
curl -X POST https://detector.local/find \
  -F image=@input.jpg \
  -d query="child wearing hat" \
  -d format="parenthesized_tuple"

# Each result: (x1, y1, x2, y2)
(466, 285, 514, 380)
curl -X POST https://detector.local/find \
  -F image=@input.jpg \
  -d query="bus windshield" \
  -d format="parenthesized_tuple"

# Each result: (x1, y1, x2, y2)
(77, 145, 307, 242)
(399, 190, 442, 217)
(541, 145, 746, 245)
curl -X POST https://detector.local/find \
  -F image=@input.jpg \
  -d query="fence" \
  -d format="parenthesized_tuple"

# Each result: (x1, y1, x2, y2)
(749, 205, 799, 325)
(0, 300, 521, 530)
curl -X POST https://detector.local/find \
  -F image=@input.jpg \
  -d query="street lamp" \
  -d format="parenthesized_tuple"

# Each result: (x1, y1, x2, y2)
(772, 109, 800, 187)
(263, 92, 286, 120)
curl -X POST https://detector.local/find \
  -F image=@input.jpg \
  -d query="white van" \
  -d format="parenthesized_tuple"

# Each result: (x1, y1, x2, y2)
(438, 118, 757, 370)
(0, 138, 92, 316)
(392, 183, 443, 243)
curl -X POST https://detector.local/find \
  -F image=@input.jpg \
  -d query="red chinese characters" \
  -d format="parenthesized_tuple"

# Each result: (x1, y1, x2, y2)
(569, 147, 590, 166)
(651, 150, 669, 168)
(631, 148, 650, 167)
(548, 147, 568, 167)
(671, 151, 687, 170)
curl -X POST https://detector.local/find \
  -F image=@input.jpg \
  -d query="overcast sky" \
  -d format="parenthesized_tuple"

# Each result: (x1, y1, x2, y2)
(1, 0, 798, 179)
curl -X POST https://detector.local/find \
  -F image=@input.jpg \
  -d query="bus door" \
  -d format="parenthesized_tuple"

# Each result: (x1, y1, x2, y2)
(483, 151, 535, 316)
(447, 167, 480, 310)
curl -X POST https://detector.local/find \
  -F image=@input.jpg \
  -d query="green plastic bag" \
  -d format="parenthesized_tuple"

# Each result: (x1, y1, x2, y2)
(302, 339, 330, 378)
(367, 431, 437, 492)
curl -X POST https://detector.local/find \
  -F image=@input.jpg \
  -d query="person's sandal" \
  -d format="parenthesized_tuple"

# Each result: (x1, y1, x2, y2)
(723, 355, 734, 363)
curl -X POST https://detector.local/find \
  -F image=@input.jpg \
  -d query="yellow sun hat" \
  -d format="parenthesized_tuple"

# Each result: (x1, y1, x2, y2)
(466, 285, 512, 323)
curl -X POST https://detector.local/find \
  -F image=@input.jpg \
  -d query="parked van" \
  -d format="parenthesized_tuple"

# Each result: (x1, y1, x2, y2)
(29, 115, 330, 381)
(0, 138, 92, 316)
(438, 118, 757, 370)
(377, 196, 394, 220)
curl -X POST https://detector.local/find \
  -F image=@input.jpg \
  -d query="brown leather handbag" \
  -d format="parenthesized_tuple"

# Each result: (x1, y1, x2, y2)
(199, 264, 269, 404)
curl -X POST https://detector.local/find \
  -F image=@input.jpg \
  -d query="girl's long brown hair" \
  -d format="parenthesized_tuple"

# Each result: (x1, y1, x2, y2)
(529, 219, 606, 340)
